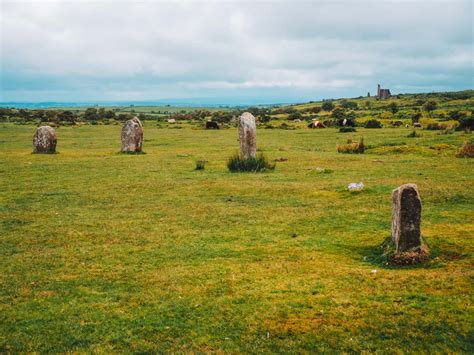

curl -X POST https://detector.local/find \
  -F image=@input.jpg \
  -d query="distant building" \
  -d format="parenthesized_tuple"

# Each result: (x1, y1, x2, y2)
(377, 84, 391, 99)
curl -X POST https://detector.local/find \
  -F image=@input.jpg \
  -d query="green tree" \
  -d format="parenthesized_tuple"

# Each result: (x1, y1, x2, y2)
(57, 110, 77, 123)
(84, 108, 98, 121)
(103, 110, 116, 119)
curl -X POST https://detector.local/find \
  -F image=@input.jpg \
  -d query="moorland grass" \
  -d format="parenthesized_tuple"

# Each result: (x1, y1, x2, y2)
(0, 123, 473, 352)
(337, 138, 365, 154)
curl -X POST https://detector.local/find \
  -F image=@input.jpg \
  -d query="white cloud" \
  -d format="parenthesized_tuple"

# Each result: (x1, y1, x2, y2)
(0, 0, 472, 102)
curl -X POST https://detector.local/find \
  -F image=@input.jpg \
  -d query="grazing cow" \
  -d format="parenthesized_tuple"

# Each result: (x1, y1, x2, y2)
(206, 121, 220, 129)
(392, 120, 403, 127)
(167, 118, 176, 123)
(413, 122, 422, 128)
(308, 121, 326, 129)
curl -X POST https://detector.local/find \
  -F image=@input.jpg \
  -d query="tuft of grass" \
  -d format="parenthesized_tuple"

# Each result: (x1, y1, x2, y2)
(337, 138, 365, 154)
(118, 150, 146, 155)
(315, 167, 333, 174)
(227, 153, 275, 172)
(195, 160, 206, 170)
(456, 140, 474, 158)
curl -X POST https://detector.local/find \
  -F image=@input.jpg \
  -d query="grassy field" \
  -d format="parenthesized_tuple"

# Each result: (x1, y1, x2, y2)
(0, 122, 473, 352)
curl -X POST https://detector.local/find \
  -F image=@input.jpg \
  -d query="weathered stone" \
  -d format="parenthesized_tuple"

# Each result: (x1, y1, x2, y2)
(33, 126, 57, 153)
(121, 117, 143, 152)
(238, 112, 257, 159)
(391, 183, 422, 253)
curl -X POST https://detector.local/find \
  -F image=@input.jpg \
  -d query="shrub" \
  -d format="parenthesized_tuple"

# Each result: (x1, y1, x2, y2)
(425, 122, 447, 130)
(379, 112, 393, 120)
(340, 100, 358, 110)
(365, 119, 382, 128)
(456, 116, 474, 131)
(195, 160, 206, 170)
(288, 112, 302, 121)
(407, 130, 421, 138)
(309, 106, 322, 114)
(449, 110, 469, 121)
(423, 100, 438, 112)
(227, 153, 275, 172)
(388, 102, 399, 114)
(337, 138, 365, 154)
(456, 141, 474, 158)
(322, 100, 335, 111)
(339, 127, 357, 133)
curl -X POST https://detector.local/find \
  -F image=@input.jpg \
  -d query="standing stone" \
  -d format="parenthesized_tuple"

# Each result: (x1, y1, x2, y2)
(391, 184, 422, 253)
(121, 117, 143, 153)
(238, 112, 257, 159)
(33, 126, 57, 153)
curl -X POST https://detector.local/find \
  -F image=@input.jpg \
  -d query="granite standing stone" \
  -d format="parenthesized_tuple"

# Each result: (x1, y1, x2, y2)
(238, 112, 257, 159)
(121, 117, 143, 152)
(33, 126, 57, 153)
(391, 183, 422, 253)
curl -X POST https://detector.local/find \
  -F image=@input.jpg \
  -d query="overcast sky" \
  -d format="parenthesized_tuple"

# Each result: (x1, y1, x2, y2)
(1, 0, 472, 104)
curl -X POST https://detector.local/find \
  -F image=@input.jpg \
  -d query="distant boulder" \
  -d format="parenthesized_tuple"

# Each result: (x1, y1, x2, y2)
(33, 126, 57, 154)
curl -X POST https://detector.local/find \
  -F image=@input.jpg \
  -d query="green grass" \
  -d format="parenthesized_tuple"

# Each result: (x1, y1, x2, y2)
(0, 123, 473, 352)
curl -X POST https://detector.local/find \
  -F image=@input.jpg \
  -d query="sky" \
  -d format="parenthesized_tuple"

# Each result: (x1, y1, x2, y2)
(0, 0, 472, 105)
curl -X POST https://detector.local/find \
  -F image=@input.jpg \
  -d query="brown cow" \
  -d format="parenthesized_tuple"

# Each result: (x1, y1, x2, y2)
(308, 121, 325, 129)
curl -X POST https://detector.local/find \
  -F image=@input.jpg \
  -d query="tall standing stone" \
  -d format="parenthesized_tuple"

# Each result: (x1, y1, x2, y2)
(391, 183, 422, 253)
(121, 117, 143, 153)
(33, 126, 57, 153)
(238, 112, 257, 159)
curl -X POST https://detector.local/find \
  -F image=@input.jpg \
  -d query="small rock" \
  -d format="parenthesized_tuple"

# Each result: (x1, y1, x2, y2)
(348, 182, 364, 191)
